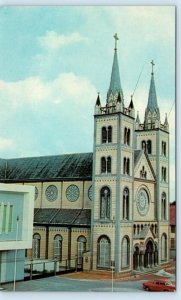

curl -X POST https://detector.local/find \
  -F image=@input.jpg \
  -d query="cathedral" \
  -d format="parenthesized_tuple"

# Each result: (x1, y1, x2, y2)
(0, 35, 169, 275)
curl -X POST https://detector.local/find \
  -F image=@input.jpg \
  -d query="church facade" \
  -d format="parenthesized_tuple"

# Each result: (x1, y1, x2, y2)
(0, 36, 170, 275)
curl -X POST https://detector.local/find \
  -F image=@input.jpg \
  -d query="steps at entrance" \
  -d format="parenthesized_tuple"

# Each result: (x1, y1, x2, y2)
(133, 266, 161, 276)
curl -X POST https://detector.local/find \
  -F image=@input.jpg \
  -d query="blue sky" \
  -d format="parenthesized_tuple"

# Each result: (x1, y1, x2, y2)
(0, 6, 175, 200)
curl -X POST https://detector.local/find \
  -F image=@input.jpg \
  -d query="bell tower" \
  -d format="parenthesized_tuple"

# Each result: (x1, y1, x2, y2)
(91, 34, 135, 274)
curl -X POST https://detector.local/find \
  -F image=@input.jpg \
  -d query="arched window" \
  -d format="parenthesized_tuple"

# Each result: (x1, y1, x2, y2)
(162, 167, 167, 182)
(127, 159, 130, 175)
(108, 126, 112, 143)
(123, 157, 126, 174)
(127, 129, 130, 145)
(161, 233, 167, 261)
(101, 157, 106, 173)
(133, 224, 136, 235)
(142, 140, 146, 151)
(33, 233, 41, 259)
(102, 127, 107, 143)
(77, 236, 87, 264)
(100, 187, 110, 219)
(162, 141, 166, 156)
(140, 166, 147, 178)
(54, 234, 63, 260)
(123, 187, 129, 220)
(161, 192, 167, 220)
(107, 157, 111, 173)
(121, 236, 130, 268)
(147, 140, 152, 154)
(137, 225, 140, 235)
(124, 128, 127, 144)
(97, 236, 111, 268)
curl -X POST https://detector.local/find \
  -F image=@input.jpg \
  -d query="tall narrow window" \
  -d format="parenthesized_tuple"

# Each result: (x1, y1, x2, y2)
(33, 233, 41, 259)
(2, 205, 7, 232)
(142, 140, 146, 152)
(77, 236, 86, 264)
(161, 233, 167, 261)
(108, 126, 112, 143)
(100, 187, 110, 219)
(101, 157, 106, 173)
(162, 167, 167, 182)
(161, 192, 167, 220)
(123, 188, 129, 220)
(127, 159, 130, 175)
(123, 157, 126, 174)
(54, 235, 63, 261)
(121, 236, 130, 268)
(124, 128, 127, 144)
(97, 236, 111, 268)
(107, 157, 111, 173)
(127, 129, 130, 145)
(147, 140, 152, 154)
(102, 127, 107, 143)
(8, 205, 13, 232)
(162, 141, 167, 156)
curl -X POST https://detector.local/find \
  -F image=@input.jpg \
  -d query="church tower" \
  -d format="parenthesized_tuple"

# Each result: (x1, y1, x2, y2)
(91, 34, 135, 274)
(135, 61, 169, 264)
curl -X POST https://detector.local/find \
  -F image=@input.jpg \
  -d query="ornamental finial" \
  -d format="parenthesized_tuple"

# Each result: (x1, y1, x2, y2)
(113, 33, 119, 50)
(151, 60, 155, 75)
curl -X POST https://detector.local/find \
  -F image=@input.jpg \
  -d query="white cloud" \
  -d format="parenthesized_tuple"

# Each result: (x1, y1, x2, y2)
(38, 31, 89, 51)
(0, 137, 14, 150)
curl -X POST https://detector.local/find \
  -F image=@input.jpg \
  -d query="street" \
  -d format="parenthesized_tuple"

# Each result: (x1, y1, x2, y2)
(1, 275, 145, 292)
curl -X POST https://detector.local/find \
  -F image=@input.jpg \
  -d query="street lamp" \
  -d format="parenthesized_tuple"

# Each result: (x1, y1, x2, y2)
(13, 216, 19, 292)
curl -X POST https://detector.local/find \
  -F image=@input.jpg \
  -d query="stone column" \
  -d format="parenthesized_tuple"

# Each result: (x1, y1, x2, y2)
(140, 252, 144, 271)
(136, 254, 140, 270)
(151, 253, 154, 267)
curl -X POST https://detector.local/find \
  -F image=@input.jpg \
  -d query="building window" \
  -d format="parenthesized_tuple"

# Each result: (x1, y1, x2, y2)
(100, 187, 110, 219)
(108, 126, 112, 143)
(54, 235, 63, 261)
(33, 233, 41, 259)
(101, 156, 112, 174)
(123, 187, 129, 220)
(101, 157, 106, 173)
(140, 166, 147, 179)
(121, 236, 130, 268)
(97, 236, 111, 268)
(8, 205, 13, 232)
(123, 158, 130, 175)
(141, 140, 152, 154)
(147, 140, 152, 154)
(107, 156, 111, 173)
(171, 238, 176, 249)
(161, 192, 167, 220)
(161, 167, 167, 182)
(101, 126, 112, 144)
(171, 226, 175, 234)
(124, 128, 131, 145)
(162, 141, 167, 156)
(161, 233, 167, 261)
(2, 205, 7, 233)
(77, 236, 87, 264)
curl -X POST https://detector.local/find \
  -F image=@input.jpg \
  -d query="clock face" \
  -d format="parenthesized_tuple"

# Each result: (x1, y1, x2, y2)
(137, 188, 149, 215)
(45, 185, 58, 202)
(66, 185, 79, 202)
(88, 185, 92, 201)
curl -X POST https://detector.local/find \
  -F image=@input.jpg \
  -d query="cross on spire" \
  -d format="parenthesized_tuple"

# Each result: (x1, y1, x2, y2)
(151, 60, 155, 75)
(113, 33, 119, 50)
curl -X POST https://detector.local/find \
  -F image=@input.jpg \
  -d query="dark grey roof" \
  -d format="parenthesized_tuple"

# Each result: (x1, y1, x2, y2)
(34, 208, 91, 226)
(0, 153, 93, 182)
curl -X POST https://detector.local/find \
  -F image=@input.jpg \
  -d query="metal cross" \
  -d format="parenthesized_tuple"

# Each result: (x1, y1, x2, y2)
(151, 60, 155, 74)
(114, 33, 119, 50)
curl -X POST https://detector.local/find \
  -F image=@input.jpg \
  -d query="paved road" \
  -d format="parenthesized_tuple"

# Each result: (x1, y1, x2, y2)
(1, 276, 145, 292)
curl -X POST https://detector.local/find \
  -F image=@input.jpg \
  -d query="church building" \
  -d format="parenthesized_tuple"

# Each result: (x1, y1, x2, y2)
(0, 34, 170, 275)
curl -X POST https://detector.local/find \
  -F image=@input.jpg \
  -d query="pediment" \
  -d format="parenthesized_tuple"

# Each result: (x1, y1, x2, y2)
(134, 151, 155, 181)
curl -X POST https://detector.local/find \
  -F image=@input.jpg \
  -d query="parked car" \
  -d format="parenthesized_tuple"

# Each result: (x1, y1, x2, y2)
(143, 278, 176, 292)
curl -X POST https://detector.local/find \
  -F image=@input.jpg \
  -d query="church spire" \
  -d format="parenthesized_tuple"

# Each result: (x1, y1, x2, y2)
(107, 33, 123, 104)
(145, 60, 160, 126)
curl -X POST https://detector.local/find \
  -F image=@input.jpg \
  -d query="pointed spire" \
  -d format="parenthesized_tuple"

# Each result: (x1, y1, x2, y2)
(107, 33, 123, 102)
(164, 113, 169, 126)
(129, 95, 134, 109)
(146, 60, 160, 117)
(96, 92, 101, 106)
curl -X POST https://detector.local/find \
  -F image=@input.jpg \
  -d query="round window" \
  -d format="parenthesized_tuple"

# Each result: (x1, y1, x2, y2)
(45, 185, 58, 202)
(66, 185, 80, 202)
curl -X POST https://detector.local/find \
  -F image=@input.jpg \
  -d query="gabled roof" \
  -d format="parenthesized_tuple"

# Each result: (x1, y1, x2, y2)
(0, 153, 93, 182)
(34, 208, 91, 226)
(134, 150, 156, 180)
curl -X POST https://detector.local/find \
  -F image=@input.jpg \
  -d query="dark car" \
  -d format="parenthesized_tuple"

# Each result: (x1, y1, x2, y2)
(143, 278, 176, 292)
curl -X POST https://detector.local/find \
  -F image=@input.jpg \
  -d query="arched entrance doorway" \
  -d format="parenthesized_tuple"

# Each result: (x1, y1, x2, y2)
(133, 245, 140, 270)
(144, 239, 155, 268)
